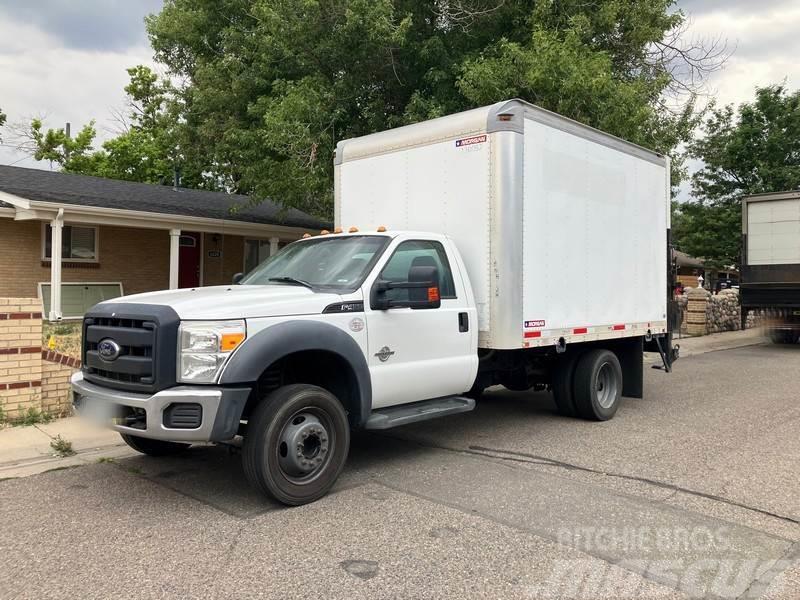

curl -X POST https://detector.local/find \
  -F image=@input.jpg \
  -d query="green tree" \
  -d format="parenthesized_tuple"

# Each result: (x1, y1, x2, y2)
(676, 85, 800, 267)
(143, 0, 716, 217)
(692, 85, 800, 201)
(672, 200, 740, 270)
(22, 67, 207, 187)
(28, 118, 104, 173)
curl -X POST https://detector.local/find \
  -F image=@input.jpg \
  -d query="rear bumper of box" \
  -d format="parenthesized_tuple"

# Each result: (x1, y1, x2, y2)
(71, 371, 250, 443)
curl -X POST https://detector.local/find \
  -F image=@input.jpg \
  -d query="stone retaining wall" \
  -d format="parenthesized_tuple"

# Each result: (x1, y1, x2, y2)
(676, 287, 764, 336)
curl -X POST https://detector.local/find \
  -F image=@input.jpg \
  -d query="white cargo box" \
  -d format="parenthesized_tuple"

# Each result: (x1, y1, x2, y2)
(335, 99, 670, 349)
(743, 193, 800, 266)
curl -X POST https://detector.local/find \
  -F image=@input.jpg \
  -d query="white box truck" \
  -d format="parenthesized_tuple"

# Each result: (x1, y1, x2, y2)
(741, 190, 800, 343)
(72, 99, 677, 505)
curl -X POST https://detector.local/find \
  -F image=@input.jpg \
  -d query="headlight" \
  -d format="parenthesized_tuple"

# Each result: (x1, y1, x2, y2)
(178, 320, 246, 383)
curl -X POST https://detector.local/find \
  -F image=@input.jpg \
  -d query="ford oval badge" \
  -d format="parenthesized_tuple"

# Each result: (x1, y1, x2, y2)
(97, 338, 122, 361)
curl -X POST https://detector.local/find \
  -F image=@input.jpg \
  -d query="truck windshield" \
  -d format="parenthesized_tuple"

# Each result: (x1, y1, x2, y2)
(240, 235, 389, 291)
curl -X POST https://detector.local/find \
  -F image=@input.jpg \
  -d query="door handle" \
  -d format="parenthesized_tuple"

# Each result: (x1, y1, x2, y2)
(458, 312, 469, 332)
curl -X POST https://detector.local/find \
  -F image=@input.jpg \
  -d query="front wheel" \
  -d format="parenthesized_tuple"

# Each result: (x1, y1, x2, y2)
(242, 384, 350, 506)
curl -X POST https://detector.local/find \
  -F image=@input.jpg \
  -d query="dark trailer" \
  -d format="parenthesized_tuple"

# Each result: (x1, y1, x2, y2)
(741, 190, 800, 344)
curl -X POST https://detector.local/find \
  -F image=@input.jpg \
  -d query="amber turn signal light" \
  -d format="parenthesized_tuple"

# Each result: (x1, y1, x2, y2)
(220, 332, 245, 352)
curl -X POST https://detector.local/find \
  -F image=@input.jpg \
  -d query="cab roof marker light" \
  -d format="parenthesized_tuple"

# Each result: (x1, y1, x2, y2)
(376, 225, 387, 232)
(348, 226, 359, 233)
(320, 229, 330, 235)
(302, 233, 312, 239)
(333, 227, 343, 234)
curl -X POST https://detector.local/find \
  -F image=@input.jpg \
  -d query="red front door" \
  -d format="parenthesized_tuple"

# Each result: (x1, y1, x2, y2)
(178, 232, 201, 288)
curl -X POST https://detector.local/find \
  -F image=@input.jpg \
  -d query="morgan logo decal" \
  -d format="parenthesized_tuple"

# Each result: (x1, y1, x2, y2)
(524, 320, 546, 328)
(455, 134, 487, 148)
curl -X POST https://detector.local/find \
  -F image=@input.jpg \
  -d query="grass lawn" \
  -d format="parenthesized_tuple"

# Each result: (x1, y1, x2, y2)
(42, 321, 82, 359)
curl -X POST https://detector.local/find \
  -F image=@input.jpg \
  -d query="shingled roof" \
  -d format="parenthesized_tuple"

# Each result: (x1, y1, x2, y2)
(0, 165, 327, 229)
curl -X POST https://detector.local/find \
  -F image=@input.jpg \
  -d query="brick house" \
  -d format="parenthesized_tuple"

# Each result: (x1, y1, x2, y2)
(0, 165, 326, 320)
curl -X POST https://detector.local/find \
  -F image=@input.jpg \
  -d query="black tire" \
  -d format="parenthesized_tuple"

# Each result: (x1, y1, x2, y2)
(769, 330, 798, 344)
(573, 349, 623, 421)
(243, 384, 350, 506)
(551, 352, 581, 417)
(120, 433, 190, 456)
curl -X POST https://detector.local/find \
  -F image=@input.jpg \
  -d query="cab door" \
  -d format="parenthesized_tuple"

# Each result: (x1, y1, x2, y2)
(364, 238, 477, 408)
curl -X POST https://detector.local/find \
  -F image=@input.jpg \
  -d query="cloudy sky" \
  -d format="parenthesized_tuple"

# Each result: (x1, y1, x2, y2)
(1, 0, 799, 178)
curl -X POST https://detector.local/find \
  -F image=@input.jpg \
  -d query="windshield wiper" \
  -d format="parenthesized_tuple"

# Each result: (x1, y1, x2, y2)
(268, 276, 315, 290)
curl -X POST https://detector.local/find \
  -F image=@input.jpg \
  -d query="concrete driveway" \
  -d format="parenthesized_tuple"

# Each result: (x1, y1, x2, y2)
(1, 343, 798, 599)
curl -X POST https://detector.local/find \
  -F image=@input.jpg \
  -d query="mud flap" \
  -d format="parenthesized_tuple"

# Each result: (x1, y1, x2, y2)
(614, 337, 644, 399)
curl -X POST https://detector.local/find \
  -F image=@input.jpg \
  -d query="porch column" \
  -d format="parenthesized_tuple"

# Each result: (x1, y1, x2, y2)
(269, 236, 280, 256)
(169, 228, 181, 289)
(48, 209, 64, 321)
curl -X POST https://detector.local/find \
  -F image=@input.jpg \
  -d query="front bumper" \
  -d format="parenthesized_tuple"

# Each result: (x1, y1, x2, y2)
(71, 371, 250, 442)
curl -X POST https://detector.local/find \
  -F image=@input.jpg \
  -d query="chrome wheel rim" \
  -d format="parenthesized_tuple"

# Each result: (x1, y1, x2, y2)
(276, 409, 333, 483)
(596, 363, 618, 409)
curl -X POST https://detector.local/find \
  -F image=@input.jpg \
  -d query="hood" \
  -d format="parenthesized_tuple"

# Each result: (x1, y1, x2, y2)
(103, 285, 344, 320)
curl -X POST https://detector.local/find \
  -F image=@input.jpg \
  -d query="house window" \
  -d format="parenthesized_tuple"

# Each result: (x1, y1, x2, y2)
(43, 224, 98, 262)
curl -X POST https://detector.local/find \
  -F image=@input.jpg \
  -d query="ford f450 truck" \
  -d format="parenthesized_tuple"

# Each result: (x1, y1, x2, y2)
(72, 99, 678, 505)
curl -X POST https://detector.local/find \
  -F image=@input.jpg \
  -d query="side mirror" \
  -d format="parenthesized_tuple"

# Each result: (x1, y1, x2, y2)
(232, 272, 244, 285)
(371, 265, 441, 310)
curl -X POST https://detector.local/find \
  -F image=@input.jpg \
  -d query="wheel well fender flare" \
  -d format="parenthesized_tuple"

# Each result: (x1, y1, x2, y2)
(219, 320, 372, 426)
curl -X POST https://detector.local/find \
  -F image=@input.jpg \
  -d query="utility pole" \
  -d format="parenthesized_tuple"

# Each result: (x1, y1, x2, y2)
(64, 122, 71, 161)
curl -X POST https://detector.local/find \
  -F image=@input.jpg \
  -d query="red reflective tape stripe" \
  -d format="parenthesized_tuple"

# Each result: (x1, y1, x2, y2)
(612, 324, 626, 331)
(524, 331, 541, 339)
(573, 327, 588, 334)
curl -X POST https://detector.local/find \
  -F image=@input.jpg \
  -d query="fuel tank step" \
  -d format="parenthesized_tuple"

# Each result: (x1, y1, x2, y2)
(364, 396, 475, 430)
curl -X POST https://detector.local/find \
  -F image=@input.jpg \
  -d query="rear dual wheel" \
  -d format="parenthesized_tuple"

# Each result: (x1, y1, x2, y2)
(243, 384, 350, 506)
(552, 349, 622, 421)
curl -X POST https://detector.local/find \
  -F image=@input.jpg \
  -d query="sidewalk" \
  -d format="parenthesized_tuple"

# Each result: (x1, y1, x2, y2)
(0, 328, 769, 480)
(0, 416, 134, 479)
(670, 327, 767, 357)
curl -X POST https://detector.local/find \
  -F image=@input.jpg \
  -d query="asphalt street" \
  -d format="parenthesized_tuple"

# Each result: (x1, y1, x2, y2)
(1, 343, 798, 599)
